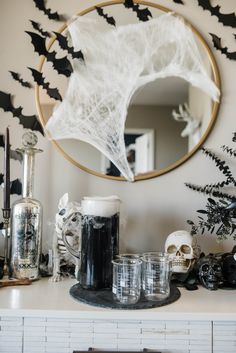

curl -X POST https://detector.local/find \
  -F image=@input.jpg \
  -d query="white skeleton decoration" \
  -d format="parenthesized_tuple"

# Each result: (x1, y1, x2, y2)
(51, 193, 81, 282)
(165, 230, 200, 273)
(172, 103, 201, 139)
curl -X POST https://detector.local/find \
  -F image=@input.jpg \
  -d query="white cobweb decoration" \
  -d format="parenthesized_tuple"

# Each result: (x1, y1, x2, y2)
(46, 14, 220, 181)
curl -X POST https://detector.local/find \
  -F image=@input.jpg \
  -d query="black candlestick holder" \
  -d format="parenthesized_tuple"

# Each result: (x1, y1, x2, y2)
(2, 208, 11, 278)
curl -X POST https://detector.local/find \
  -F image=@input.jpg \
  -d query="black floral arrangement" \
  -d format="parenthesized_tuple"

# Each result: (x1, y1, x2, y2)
(186, 132, 236, 240)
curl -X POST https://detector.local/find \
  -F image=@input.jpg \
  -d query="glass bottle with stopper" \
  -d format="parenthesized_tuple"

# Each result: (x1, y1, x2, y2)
(10, 132, 43, 280)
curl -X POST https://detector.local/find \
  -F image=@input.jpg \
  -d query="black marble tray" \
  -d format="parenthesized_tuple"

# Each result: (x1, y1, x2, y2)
(69, 284, 181, 310)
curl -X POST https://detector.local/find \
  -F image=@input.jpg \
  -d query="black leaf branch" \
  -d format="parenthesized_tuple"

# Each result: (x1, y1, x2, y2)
(202, 147, 236, 184)
(185, 183, 235, 201)
(186, 132, 236, 240)
(221, 145, 236, 157)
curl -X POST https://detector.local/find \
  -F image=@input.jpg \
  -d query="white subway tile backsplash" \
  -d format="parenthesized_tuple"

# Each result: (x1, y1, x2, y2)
(45, 321, 70, 327)
(0, 316, 215, 353)
(24, 336, 46, 342)
(0, 331, 22, 337)
(70, 333, 92, 339)
(45, 349, 70, 353)
(94, 333, 117, 340)
(46, 326, 71, 333)
(24, 345, 46, 352)
(0, 325, 23, 331)
(0, 320, 23, 326)
(46, 332, 70, 338)
(0, 348, 22, 353)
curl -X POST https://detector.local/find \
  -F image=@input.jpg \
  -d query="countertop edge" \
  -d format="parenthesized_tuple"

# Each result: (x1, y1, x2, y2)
(0, 308, 236, 321)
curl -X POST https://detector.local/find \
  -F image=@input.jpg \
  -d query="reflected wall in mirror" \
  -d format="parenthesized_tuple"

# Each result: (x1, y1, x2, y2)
(36, 1, 221, 181)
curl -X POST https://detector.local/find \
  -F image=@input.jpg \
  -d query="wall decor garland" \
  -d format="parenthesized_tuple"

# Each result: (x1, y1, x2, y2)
(9, 71, 32, 89)
(30, 20, 51, 38)
(10, 179, 22, 195)
(0, 174, 22, 196)
(95, 7, 116, 26)
(25, 31, 73, 77)
(198, 0, 236, 28)
(32, 0, 62, 21)
(0, 91, 44, 135)
(28, 68, 62, 101)
(210, 33, 236, 61)
(123, 0, 153, 22)
(53, 32, 85, 60)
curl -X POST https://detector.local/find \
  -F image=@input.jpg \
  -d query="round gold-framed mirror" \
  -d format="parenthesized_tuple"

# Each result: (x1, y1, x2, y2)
(36, 0, 221, 181)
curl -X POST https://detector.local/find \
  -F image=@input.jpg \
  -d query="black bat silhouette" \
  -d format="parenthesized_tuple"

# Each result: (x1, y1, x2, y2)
(210, 33, 236, 61)
(9, 71, 32, 88)
(173, 0, 184, 4)
(11, 179, 22, 195)
(95, 7, 116, 26)
(53, 32, 85, 60)
(30, 20, 51, 38)
(26, 31, 73, 77)
(28, 67, 62, 101)
(0, 174, 22, 195)
(32, 0, 61, 21)
(0, 134, 23, 162)
(10, 150, 23, 163)
(0, 91, 44, 135)
(198, 0, 236, 28)
(123, 0, 152, 22)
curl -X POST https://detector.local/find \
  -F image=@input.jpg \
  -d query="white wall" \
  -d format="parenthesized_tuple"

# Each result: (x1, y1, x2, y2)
(0, 0, 235, 254)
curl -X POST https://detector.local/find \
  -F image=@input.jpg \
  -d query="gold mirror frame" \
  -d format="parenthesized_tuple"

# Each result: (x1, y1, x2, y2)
(36, 0, 221, 182)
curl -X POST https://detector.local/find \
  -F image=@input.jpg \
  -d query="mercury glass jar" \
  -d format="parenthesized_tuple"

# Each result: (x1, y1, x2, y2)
(10, 132, 43, 280)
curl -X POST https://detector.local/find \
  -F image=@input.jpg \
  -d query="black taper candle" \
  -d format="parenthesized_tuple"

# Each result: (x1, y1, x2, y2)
(3, 127, 10, 209)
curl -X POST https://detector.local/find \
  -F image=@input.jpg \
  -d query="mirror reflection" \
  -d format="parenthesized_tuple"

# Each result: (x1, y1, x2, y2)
(37, 2, 220, 180)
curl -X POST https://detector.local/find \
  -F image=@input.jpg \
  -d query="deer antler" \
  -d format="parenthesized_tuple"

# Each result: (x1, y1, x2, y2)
(172, 103, 200, 137)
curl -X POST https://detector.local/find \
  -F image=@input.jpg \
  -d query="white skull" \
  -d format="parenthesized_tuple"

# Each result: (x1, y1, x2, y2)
(165, 230, 200, 273)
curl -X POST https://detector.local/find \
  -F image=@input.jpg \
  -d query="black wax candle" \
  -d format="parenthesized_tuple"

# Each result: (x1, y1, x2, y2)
(3, 127, 10, 209)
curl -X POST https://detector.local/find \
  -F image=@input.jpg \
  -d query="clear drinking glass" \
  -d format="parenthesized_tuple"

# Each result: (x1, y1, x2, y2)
(142, 252, 171, 301)
(112, 258, 142, 304)
(116, 253, 141, 260)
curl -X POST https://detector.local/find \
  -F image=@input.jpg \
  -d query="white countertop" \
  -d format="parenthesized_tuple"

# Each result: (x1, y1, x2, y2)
(0, 278, 235, 321)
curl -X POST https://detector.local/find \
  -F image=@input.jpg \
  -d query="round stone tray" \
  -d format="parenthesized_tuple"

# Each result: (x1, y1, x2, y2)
(70, 284, 181, 310)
